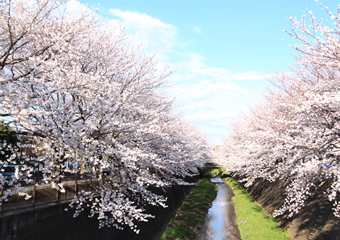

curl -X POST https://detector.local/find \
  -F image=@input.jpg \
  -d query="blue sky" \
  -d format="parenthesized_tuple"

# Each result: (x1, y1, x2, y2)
(72, 0, 338, 145)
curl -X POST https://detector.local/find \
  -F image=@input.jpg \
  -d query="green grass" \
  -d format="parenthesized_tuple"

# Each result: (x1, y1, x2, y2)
(160, 178, 218, 240)
(222, 174, 291, 240)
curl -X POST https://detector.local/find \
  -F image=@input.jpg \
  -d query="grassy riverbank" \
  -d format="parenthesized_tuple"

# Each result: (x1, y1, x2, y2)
(223, 173, 291, 240)
(160, 177, 218, 240)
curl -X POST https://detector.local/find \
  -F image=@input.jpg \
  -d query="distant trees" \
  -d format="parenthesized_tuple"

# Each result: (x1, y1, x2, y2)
(222, 2, 340, 218)
(0, 0, 213, 232)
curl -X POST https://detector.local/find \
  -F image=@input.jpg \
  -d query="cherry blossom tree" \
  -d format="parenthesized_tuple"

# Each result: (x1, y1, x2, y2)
(223, 2, 340, 219)
(0, 0, 213, 232)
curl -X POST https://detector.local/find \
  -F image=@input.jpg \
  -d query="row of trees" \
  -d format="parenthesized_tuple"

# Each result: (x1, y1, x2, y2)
(0, 0, 213, 232)
(222, 3, 340, 218)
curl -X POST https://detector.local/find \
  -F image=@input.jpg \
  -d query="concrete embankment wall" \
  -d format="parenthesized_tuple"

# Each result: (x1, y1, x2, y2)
(233, 175, 340, 240)
(0, 174, 201, 240)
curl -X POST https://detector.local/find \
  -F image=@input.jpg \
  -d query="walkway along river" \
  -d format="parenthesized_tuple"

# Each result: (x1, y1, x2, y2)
(194, 178, 241, 240)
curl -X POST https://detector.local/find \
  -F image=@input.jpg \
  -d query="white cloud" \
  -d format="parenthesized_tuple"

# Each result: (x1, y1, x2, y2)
(169, 80, 249, 102)
(233, 71, 269, 80)
(169, 53, 269, 82)
(65, 0, 92, 16)
(165, 53, 268, 144)
(65, 1, 178, 51)
(192, 26, 202, 34)
(107, 9, 178, 51)
(168, 79, 254, 127)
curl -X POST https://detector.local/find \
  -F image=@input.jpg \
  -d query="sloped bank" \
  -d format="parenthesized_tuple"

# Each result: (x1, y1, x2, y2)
(0, 175, 201, 240)
(232, 174, 340, 240)
(223, 175, 291, 240)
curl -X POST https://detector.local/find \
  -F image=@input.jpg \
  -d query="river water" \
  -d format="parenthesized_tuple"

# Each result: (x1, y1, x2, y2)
(194, 178, 241, 240)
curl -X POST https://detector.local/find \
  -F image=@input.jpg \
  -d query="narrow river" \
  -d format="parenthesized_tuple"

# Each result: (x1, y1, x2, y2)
(194, 178, 241, 240)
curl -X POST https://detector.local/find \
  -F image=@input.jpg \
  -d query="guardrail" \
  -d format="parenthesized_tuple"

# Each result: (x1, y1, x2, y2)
(0, 174, 96, 216)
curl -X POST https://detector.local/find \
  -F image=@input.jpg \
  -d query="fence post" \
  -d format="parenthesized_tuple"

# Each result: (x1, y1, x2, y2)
(56, 179, 60, 204)
(64, 179, 68, 199)
(90, 176, 92, 192)
(74, 172, 78, 196)
(32, 177, 36, 208)
(0, 188, 3, 216)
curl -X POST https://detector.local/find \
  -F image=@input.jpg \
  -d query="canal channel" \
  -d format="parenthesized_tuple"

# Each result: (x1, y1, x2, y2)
(194, 178, 241, 240)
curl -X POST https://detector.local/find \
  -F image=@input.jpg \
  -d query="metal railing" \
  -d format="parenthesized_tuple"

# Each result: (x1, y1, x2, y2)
(0, 175, 96, 216)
